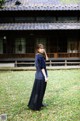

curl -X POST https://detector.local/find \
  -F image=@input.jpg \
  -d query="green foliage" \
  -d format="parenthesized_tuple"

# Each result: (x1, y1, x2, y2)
(0, 70, 80, 121)
(60, 0, 80, 4)
(0, 0, 4, 2)
(0, 0, 4, 7)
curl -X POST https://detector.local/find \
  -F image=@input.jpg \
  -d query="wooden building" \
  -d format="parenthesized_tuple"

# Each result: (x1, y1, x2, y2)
(0, 0, 80, 66)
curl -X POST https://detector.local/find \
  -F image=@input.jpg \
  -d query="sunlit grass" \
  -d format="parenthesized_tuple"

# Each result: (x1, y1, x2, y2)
(0, 69, 80, 121)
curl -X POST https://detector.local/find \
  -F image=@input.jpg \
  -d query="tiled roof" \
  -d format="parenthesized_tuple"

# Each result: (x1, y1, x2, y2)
(0, 0, 80, 11)
(0, 22, 80, 30)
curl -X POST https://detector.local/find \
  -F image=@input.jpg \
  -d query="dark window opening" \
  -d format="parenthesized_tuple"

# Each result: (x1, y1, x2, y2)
(0, 16, 79, 23)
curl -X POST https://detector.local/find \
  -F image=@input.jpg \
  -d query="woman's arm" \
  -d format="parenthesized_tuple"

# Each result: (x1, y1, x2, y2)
(41, 68, 48, 82)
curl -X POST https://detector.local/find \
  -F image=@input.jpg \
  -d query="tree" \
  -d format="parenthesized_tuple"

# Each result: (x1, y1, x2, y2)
(61, 0, 80, 4)
(0, 0, 4, 7)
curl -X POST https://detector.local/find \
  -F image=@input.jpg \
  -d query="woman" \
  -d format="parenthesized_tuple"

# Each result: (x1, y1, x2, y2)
(28, 44, 48, 111)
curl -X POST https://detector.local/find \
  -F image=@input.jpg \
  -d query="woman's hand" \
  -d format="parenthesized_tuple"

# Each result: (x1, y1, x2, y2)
(45, 77, 48, 82)
(42, 69, 48, 82)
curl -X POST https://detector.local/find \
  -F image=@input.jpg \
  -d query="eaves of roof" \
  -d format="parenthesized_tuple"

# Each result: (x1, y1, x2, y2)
(0, 0, 80, 11)
(0, 5, 80, 11)
(0, 22, 80, 30)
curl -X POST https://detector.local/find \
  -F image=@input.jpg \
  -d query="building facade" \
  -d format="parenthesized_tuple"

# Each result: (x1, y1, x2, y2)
(0, 0, 80, 61)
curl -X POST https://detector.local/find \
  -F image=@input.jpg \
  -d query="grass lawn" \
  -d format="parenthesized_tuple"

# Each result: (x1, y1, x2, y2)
(0, 69, 80, 121)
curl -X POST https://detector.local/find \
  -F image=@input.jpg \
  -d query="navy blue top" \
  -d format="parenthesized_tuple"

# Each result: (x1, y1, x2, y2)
(35, 53, 48, 80)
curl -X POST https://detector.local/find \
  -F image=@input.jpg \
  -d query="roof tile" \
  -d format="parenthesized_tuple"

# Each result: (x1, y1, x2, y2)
(0, 22, 80, 30)
(0, 0, 80, 11)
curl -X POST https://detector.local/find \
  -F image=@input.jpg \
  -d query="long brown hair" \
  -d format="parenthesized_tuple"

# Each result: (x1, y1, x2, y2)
(35, 44, 44, 53)
(35, 44, 48, 60)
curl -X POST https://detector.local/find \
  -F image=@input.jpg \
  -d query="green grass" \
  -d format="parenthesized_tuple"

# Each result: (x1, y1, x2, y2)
(0, 69, 80, 121)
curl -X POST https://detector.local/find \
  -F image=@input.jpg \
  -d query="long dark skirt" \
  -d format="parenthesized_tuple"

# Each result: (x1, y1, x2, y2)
(28, 79, 47, 111)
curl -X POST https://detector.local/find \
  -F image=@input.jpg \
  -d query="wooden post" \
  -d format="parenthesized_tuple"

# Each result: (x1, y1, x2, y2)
(15, 60, 17, 67)
(65, 59, 67, 66)
(50, 60, 52, 66)
(54, 53, 58, 58)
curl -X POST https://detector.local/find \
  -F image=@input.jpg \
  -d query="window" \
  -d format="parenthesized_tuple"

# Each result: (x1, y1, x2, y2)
(15, 38, 26, 54)
(58, 17, 77, 22)
(26, 37, 34, 53)
(15, 17, 35, 23)
(67, 39, 78, 53)
(0, 17, 14, 23)
(78, 41, 80, 52)
(0, 16, 56, 23)
(36, 17, 56, 23)
(0, 38, 3, 54)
